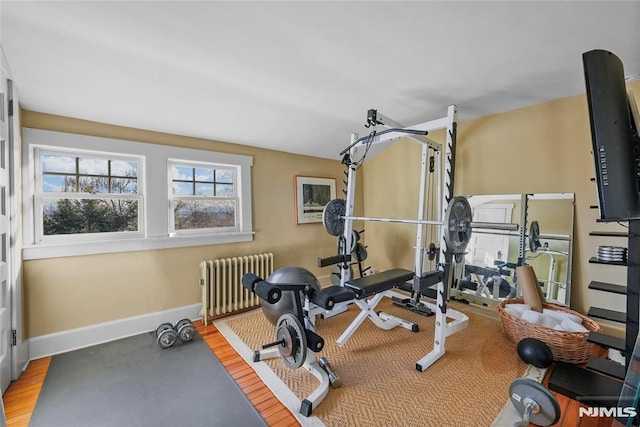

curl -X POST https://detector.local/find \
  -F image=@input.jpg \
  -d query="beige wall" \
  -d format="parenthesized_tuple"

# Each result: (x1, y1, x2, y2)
(20, 81, 640, 339)
(21, 111, 362, 338)
(363, 81, 640, 337)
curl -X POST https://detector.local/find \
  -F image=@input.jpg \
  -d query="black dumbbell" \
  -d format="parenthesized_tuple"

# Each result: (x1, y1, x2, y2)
(156, 322, 178, 349)
(174, 319, 196, 343)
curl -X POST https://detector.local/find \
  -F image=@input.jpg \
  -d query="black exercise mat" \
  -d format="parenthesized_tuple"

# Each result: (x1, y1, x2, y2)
(29, 332, 267, 427)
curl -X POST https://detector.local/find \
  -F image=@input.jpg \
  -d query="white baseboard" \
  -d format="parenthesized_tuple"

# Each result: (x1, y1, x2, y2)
(28, 303, 201, 360)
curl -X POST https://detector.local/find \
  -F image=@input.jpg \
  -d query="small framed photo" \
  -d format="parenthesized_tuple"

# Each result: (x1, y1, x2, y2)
(295, 176, 337, 225)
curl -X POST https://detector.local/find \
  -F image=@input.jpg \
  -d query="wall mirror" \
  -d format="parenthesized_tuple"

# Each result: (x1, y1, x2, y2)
(452, 193, 574, 307)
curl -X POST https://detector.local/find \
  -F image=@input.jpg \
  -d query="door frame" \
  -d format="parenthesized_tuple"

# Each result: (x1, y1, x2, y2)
(1, 46, 29, 393)
(8, 77, 27, 381)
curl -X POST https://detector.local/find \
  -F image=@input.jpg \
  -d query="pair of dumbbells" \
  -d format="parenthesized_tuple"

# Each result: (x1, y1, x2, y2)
(155, 319, 196, 349)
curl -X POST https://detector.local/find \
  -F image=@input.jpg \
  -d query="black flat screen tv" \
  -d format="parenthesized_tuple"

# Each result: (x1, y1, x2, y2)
(583, 49, 640, 222)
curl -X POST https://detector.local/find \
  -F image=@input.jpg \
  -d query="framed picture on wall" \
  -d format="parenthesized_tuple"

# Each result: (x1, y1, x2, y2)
(295, 176, 336, 225)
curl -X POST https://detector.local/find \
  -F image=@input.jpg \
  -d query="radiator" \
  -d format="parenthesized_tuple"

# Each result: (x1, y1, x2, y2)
(199, 253, 274, 325)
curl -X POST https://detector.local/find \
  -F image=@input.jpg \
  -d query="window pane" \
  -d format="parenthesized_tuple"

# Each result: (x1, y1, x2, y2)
(111, 160, 137, 177)
(173, 200, 236, 230)
(195, 168, 214, 182)
(79, 176, 109, 193)
(42, 198, 138, 235)
(111, 177, 138, 193)
(215, 183, 234, 196)
(215, 169, 234, 183)
(172, 166, 193, 180)
(195, 183, 213, 197)
(43, 175, 77, 192)
(173, 182, 193, 196)
(79, 158, 109, 175)
(42, 154, 76, 173)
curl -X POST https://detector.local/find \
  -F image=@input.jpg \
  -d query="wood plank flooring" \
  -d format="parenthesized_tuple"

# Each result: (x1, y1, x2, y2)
(0, 316, 622, 427)
(2, 320, 300, 427)
(534, 346, 614, 427)
(3, 357, 50, 426)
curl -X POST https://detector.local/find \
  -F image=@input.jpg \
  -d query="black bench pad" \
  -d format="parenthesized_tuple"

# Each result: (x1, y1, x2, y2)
(316, 285, 355, 304)
(345, 268, 414, 299)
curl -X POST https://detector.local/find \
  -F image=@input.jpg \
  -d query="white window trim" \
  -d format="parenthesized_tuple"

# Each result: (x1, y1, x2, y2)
(167, 159, 240, 236)
(34, 146, 145, 244)
(22, 128, 254, 260)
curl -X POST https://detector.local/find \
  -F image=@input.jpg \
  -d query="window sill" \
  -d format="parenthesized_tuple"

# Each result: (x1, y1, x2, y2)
(22, 232, 255, 260)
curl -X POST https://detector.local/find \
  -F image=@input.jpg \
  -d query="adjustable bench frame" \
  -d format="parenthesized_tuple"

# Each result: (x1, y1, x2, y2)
(337, 269, 420, 346)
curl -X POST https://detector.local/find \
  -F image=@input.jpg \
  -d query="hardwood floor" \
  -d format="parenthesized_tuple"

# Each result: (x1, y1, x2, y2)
(3, 357, 50, 426)
(2, 320, 300, 427)
(196, 320, 300, 426)
(534, 346, 614, 427)
(0, 317, 621, 427)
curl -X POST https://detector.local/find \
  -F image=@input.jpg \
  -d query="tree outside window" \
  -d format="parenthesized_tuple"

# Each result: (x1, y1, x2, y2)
(40, 153, 141, 237)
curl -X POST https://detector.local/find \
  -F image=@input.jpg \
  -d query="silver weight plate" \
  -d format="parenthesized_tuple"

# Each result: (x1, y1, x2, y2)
(322, 199, 346, 237)
(156, 322, 174, 337)
(349, 230, 360, 253)
(443, 196, 473, 253)
(275, 313, 307, 369)
(175, 319, 196, 342)
(509, 378, 560, 426)
(157, 328, 178, 349)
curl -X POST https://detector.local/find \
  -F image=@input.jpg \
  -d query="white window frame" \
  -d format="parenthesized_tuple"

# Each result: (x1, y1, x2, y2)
(34, 147, 145, 244)
(22, 129, 254, 260)
(168, 159, 240, 236)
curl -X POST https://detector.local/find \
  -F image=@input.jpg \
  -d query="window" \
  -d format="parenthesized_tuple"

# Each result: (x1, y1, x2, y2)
(36, 149, 143, 241)
(169, 161, 238, 233)
(23, 129, 254, 259)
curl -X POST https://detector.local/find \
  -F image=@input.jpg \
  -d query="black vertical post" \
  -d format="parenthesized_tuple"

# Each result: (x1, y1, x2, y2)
(626, 220, 640, 365)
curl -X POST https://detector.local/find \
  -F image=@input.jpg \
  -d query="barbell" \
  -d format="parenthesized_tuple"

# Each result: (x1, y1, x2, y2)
(322, 196, 519, 253)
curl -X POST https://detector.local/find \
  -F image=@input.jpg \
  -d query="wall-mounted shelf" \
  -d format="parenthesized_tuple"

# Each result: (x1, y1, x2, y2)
(587, 331, 626, 352)
(588, 281, 627, 294)
(589, 257, 627, 267)
(587, 306, 627, 323)
(589, 231, 629, 238)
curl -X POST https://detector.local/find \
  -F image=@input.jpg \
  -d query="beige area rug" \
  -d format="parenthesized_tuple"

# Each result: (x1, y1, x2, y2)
(216, 298, 527, 427)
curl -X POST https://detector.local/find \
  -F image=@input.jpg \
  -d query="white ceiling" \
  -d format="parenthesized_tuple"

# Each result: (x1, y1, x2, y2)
(1, 1, 639, 159)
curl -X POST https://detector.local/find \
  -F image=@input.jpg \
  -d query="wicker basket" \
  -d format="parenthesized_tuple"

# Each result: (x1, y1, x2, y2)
(497, 297, 602, 364)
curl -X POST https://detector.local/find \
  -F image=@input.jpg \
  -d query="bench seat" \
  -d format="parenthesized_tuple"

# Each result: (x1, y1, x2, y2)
(345, 268, 414, 299)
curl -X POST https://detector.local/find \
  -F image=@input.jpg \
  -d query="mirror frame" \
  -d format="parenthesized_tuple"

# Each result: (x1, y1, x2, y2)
(454, 193, 574, 306)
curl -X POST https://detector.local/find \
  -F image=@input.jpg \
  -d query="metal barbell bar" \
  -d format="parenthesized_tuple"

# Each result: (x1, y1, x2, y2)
(322, 196, 519, 253)
(330, 214, 518, 231)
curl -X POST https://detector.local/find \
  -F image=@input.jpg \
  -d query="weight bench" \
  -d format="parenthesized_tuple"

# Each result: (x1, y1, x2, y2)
(336, 268, 419, 346)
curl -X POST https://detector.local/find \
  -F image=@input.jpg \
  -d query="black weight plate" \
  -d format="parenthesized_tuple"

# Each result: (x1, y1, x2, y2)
(443, 196, 472, 253)
(322, 199, 346, 237)
(427, 243, 437, 261)
(354, 242, 368, 262)
(529, 221, 541, 253)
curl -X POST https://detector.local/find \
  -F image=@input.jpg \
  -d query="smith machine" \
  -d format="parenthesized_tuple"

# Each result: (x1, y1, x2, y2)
(319, 106, 519, 371)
